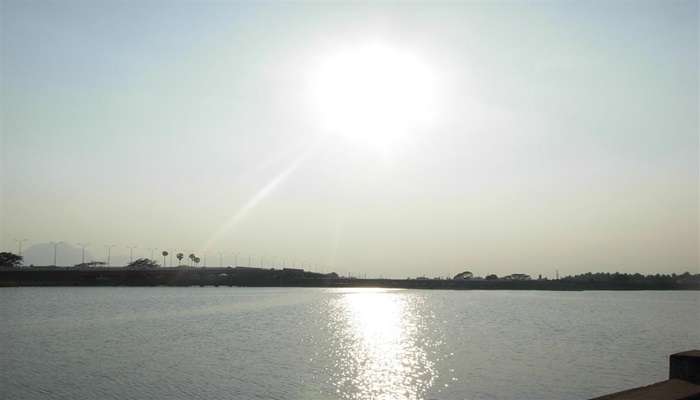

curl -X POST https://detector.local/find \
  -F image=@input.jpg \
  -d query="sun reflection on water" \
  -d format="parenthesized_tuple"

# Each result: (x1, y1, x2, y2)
(326, 288, 436, 400)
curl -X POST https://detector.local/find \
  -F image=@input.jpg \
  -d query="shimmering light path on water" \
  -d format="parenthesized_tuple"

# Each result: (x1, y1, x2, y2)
(1, 288, 698, 400)
(325, 289, 438, 400)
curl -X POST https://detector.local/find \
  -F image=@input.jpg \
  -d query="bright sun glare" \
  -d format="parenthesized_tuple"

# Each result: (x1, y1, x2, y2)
(307, 42, 439, 149)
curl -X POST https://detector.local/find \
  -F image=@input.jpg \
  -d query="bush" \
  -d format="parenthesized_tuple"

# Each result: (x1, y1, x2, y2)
(127, 258, 159, 269)
(0, 252, 22, 268)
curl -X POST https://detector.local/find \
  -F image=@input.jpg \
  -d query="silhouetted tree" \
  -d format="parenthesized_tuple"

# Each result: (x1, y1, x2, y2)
(0, 252, 22, 268)
(176, 253, 184, 265)
(560, 272, 697, 284)
(162, 251, 168, 267)
(453, 271, 474, 280)
(485, 274, 498, 280)
(194, 256, 201, 267)
(127, 258, 159, 269)
(188, 253, 195, 266)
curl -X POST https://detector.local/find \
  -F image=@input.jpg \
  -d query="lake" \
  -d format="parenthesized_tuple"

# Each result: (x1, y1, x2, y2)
(1, 288, 698, 399)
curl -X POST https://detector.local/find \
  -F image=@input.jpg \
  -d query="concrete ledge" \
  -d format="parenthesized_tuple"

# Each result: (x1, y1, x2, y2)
(671, 351, 700, 384)
(590, 379, 700, 400)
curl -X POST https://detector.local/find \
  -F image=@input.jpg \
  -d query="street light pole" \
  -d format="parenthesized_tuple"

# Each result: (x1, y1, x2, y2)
(76, 242, 89, 264)
(126, 245, 137, 263)
(14, 238, 28, 257)
(49, 241, 62, 266)
(104, 244, 116, 267)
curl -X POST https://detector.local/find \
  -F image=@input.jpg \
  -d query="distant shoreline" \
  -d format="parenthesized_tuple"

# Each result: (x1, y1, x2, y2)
(1, 267, 698, 290)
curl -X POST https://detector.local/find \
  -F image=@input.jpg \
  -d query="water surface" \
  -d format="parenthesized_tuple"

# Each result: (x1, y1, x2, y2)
(1, 288, 698, 399)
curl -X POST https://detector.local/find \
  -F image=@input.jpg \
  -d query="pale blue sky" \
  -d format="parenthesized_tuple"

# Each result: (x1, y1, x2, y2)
(1, 1, 697, 276)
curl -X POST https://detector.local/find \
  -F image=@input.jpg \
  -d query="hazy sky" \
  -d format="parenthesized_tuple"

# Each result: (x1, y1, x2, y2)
(1, 1, 698, 277)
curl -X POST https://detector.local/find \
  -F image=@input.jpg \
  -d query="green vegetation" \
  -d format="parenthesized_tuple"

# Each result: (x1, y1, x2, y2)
(561, 271, 699, 284)
(0, 252, 22, 268)
(127, 258, 159, 269)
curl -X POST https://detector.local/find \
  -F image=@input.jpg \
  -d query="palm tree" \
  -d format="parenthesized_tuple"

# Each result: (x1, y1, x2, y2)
(162, 251, 169, 267)
(176, 252, 184, 266)
(194, 257, 201, 267)
(189, 253, 195, 267)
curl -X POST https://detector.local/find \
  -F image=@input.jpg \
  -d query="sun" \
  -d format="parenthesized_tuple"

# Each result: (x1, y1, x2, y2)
(306, 42, 439, 150)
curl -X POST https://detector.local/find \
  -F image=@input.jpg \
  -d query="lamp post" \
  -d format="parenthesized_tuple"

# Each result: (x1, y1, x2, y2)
(14, 238, 28, 257)
(126, 245, 137, 263)
(76, 242, 89, 264)
(49, 241, 63, 266)
(232, 252, 239, 267)
(104, 244, 116, 267)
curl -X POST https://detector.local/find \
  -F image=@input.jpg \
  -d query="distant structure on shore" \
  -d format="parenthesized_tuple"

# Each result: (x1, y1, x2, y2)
(503, 273, 531, 281)
(1, 250, 699, 290)
(1, 257, 699, 290)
